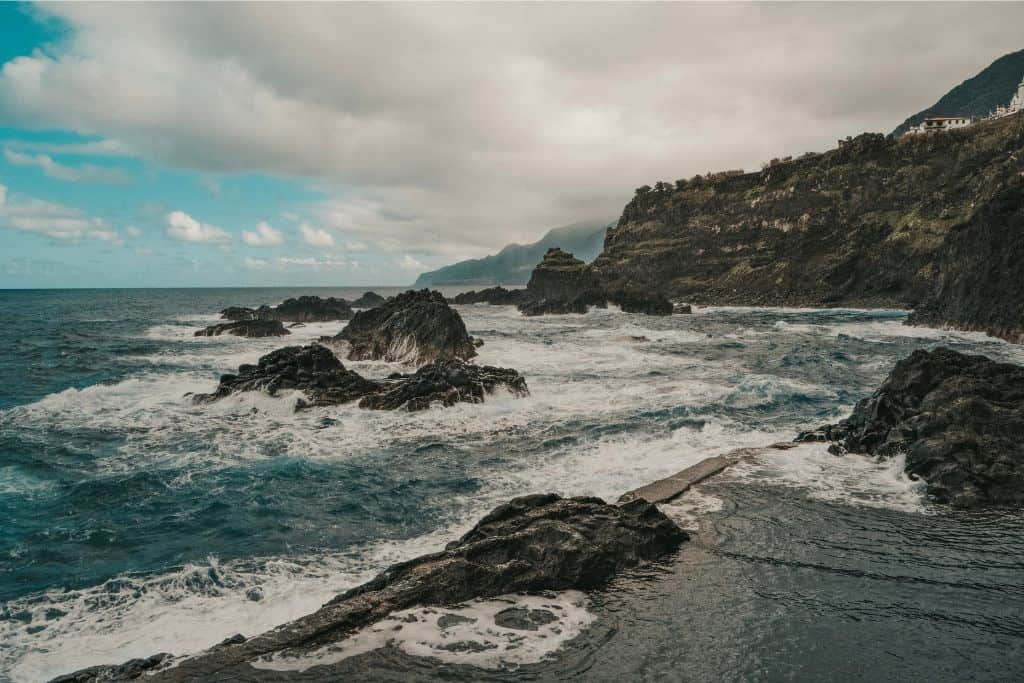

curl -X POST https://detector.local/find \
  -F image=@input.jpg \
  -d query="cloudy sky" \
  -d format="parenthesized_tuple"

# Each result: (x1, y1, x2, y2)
(1, 2, 1023, 287)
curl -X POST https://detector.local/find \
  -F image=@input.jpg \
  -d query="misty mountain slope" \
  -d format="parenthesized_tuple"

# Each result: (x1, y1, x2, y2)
(892, 49, 1024, 136)
(415, 221, 609, 286)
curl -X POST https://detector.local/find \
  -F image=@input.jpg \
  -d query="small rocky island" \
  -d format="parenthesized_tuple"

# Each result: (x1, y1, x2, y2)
(191, 344, 527, 412)
(327, 289, 479, 365)
(56, 494, 686, 681)
(350, 291, 387, 308)
(798, 347, 1024, 509)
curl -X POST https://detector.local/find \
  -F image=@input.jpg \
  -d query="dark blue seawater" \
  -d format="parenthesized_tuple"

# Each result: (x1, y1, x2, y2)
(1, 289, 1022, 680)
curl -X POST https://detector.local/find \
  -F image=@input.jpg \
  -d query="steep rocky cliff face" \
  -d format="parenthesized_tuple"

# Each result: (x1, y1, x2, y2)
(592, 114, 1024, 312)
(907, 180, 1024, 342)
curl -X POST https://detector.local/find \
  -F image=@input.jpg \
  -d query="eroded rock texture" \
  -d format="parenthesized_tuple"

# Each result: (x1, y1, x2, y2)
(797, 347, 1024, 508)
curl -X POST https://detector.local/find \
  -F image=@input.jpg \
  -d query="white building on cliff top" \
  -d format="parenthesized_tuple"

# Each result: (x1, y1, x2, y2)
(904, 73, 1024, 136)
(991, 74, 1024, 119)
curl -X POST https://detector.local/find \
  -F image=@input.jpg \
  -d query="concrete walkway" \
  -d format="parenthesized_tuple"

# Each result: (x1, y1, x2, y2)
(618, 442, 799, 505)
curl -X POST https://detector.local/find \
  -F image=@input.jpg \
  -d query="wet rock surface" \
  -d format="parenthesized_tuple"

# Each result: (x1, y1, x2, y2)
(220, 296, 354, 323)
(194, 320, 290, 338)
(190, 345, 379, 408)
(332, 289, 478, 365)
(451, 287, 527, 306)
(63, 494, 685, 681)
(796, 347, 1024, 508)
(191, 345, 526, 412)
(359, 359, 528, 411)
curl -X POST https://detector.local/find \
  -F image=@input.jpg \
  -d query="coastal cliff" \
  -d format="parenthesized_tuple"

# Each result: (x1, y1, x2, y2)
(586, 113, 1024, 336)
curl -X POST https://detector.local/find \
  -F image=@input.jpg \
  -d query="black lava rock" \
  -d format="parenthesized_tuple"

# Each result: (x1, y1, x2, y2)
(74, 495, 684, 681)
(332, 289, 477, 365)
(350, 291, 387, 308)
(360, 359, 529, 411)
(796, 347, 1024, 508)
(194, 320, 290, 338)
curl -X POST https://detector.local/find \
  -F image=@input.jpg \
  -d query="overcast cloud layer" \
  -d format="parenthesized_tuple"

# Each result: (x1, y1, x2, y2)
(2, 2, 1024, 261)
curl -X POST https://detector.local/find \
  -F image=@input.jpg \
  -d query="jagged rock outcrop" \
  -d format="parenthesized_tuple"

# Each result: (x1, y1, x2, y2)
(361, 359, 528, 411)
(190, 345, 379, 408)
(330, 289, 477, 365)
(906, 180, 1024, 342)
(590, 115, 1024, 316)
(452, 286, 527, 306)
(194, 320, 290, 338)
(350, 291, 387, 308)
(62, 494, 685, 681)
(190, 345, 525, 412)
(796, 348, 1024, 509)
(514, 248, 673, 317)
(220, 296, 353, 323)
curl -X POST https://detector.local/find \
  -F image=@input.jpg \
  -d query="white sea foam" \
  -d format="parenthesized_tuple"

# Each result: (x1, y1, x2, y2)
(721, 443, 930, 513)
(250, 592, 594, 673)
(2, 303, 959, 680)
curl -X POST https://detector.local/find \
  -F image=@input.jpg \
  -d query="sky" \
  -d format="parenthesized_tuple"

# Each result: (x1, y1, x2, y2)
(1, 2, 1023, 288)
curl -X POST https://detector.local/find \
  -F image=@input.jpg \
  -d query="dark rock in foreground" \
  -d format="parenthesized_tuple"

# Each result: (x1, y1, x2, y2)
(673, 303, 693, 314)
(350, 291, 387, 308)
(191, 345, 527, 412)
(796, 347, 1024, 508)
(194, 320, 290, 338)
(191, 345, 379, 408)
(61, 495, 685, 681)
(360, 359, 528, 411)
(452, 286, 527, 306)
(331, 289, 477, 365)
(220, 296, 353, 323)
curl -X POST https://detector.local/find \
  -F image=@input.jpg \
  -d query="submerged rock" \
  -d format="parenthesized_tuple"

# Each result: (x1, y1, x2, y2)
(350, 291, 387, 309)
(191, 345, 526, 412)
(67, 495, 685, 681)
(331, 289, 477, 365)
(452, 287, 527, 306)
(190, 345, 379, 408)
(220, 296, 353, 323)
(796, 347, 1024, 508)
(194, 320, 290, 338)
(360, 359, 528, 411)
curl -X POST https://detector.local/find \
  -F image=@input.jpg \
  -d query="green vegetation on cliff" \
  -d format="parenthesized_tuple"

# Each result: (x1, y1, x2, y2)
(592, 114, 1024, 321)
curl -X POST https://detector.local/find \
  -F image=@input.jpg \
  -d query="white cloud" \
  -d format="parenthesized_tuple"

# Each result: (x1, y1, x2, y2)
(125, 226, 142, 237)
(0, 182, 122, 243)
(277, 256, 353, 269)
(1, 138, 132, 157)
(244, 256, 268, 269)
(242, 220, 284, 246)
(4, 148, 130, 183)
(343, 240, 368, 252)
(300, 223, 334, 247)
(396, 254, 426, 271)
(165, 210, 231, 244)
(1, 5, 1023, 257)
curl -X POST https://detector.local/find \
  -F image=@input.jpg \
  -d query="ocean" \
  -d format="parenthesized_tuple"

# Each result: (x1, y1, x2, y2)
(1, 288, 1022, 681)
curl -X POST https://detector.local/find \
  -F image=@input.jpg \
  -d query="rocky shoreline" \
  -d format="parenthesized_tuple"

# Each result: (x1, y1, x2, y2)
(797, 347, 1024, 509)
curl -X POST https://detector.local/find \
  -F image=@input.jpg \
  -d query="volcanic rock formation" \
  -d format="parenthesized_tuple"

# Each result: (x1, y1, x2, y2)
(796, 347, 1024, 508)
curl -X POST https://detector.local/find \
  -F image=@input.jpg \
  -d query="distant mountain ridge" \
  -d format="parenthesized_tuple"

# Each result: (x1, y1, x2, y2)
(414, 220, 610, 286)
(892, 49, 1024, 136)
